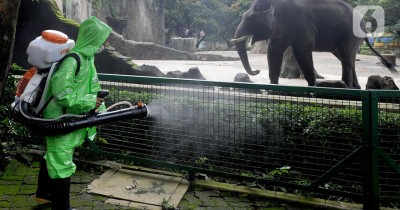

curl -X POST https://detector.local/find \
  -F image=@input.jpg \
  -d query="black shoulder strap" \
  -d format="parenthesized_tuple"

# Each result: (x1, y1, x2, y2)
(56, 53, 81, 76)
(36, 53, 81, 116)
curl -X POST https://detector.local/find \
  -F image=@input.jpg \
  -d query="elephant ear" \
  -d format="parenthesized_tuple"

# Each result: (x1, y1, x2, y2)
(255, 6, 275, 28)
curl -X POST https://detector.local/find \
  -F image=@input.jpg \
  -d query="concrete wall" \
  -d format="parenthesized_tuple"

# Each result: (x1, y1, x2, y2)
(169, 38, 196, 53)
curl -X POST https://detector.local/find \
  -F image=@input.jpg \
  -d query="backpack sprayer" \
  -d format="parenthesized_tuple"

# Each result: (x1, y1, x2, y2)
(11, 30, 148, 136)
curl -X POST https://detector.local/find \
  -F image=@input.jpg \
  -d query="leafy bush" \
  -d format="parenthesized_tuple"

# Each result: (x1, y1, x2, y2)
(101, 90, 400, 200)
(103, 90, 400, 171)
(0, 69, 31, 170)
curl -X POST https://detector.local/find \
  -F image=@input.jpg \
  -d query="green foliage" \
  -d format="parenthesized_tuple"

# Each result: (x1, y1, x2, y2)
(161, 198, 177, 210)
(195, 156, 208, 165)
(11, 63, 23, 71)
(107, 89, 159, 106)
(268, 166, 290, 178)
(0, 72, 31, 168)
(165, 0, 252, 44)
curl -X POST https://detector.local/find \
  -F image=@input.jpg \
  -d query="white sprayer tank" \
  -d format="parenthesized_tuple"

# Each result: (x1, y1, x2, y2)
(26, 30, 75, 69)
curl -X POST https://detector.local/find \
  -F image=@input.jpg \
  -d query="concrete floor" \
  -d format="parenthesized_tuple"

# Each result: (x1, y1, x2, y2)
(134, 51, 400, 90)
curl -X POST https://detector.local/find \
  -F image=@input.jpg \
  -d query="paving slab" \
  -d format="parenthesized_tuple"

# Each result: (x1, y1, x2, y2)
(87, 168, 189, 208)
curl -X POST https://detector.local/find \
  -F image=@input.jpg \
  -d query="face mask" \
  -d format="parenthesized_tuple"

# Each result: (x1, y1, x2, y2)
(96, 45, 105, 54)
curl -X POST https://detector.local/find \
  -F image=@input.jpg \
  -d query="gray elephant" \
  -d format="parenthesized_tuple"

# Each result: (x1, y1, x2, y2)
(231, 0, 397, 89)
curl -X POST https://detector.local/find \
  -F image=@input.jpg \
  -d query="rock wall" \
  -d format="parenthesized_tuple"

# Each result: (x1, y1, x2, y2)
(13, 0, 79, 69)
(12, 0, 236, 79)
(12, 0, 138, 76)
(65, 0, 91, 23)
(108, 32, 199, 60)
(63, 0, 165, 46)
(54, 0, 63, 14)
(101, 0, 165, 46)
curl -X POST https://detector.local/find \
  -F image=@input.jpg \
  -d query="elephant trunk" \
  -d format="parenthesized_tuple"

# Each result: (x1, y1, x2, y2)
(231, 32, 260, 76)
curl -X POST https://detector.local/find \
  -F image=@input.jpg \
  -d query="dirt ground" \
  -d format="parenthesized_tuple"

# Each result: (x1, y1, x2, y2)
(134, 51, 400, 90)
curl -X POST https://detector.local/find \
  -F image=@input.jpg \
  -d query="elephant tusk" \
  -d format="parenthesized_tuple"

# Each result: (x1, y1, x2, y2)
(230, 36, 250, 43)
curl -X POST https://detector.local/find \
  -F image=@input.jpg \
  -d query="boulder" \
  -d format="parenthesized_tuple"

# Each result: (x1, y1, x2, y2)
(234, 73, 253, 83)
(314, 80, 350, 100)
(166, 70, 184, 78)
(366, 75, 399, 90)
(234, 73, 262, 94)
(95, 46, 139, 75)
(315, 80, 348, 88)
(166, 67, 206, 80)
(182, 67, 206, 80)
(135, 65, 166, 77)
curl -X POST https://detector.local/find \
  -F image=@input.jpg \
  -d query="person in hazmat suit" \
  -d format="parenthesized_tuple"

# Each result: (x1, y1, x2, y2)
(34, 16, 112, 210)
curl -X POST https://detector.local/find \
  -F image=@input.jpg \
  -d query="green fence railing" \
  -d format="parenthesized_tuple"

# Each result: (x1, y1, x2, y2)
(12, 71, 400, 209)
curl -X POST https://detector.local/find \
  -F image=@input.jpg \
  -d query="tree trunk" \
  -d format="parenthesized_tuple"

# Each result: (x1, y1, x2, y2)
(0, 0, 21, 99)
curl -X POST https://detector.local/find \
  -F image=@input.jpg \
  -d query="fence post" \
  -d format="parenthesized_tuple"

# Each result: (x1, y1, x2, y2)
(362, 91, 380, 209)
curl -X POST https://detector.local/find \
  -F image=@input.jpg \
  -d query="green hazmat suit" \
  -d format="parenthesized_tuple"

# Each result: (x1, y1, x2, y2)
(43, 16, 112, 179)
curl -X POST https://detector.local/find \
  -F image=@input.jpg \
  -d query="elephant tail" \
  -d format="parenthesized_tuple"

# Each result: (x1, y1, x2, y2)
(364, 38, 397, 73)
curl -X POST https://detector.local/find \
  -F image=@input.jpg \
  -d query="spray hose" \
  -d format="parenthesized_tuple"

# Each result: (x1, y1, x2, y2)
(16, 90, 148, 136)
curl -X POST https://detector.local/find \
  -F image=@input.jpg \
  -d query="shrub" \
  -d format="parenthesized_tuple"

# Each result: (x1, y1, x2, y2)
(0, 69, 31, 170)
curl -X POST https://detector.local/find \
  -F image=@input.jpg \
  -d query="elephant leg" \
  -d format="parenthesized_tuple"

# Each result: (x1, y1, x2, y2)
(268, 40, 288, 84)
(351, 67, 360, 89)
(292, 46, 316, 86)
(332, 50, 360, 89)
(334, 51, 353, 88)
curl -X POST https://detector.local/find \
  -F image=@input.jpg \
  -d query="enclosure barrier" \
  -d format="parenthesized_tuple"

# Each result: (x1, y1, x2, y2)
(12, 70, 400, 209)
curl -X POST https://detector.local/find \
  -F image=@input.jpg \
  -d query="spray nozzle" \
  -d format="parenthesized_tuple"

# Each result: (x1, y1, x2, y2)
(137, 101, 143, 108)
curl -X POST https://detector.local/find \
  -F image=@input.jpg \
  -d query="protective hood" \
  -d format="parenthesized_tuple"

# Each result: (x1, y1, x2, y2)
(71, 16, 112, 57)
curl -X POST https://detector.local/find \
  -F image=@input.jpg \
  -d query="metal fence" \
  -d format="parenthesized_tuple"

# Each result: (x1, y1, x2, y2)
(13, 71, 400, 208)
